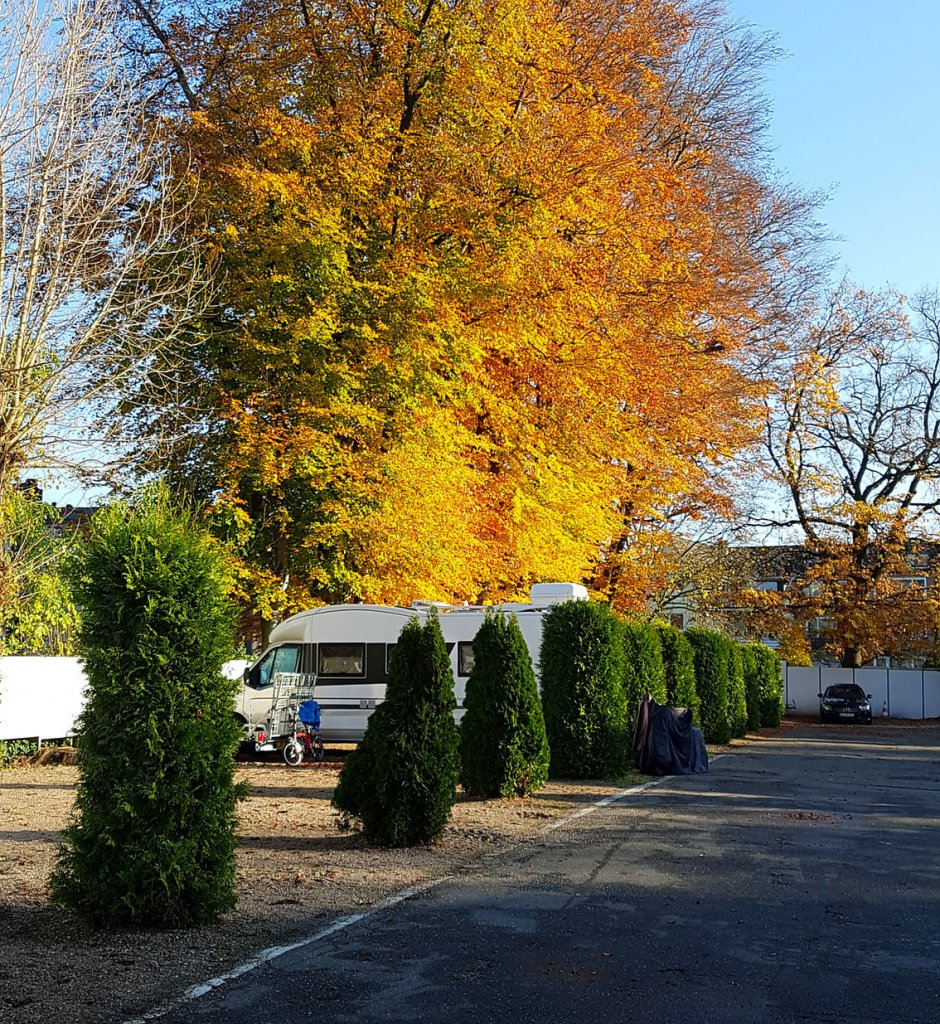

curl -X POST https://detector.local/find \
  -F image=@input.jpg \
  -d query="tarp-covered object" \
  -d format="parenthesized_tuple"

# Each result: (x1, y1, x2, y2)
(632, 694, 708, 776)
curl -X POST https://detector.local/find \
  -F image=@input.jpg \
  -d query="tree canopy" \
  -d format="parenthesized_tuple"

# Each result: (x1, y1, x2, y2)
(747, 285, 940, 666)
(116, 0, 822, 633)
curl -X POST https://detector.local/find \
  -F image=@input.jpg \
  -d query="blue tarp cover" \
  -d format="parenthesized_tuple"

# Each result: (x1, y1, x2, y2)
(632, 693, 708, 776)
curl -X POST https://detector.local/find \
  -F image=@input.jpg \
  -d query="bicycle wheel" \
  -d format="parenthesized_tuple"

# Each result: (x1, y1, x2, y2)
(312, 735, 325, 762)
(283, 739, 304, 767)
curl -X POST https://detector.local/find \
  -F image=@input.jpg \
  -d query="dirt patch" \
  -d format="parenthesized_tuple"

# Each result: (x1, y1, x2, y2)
(0, 751, 640, 1024)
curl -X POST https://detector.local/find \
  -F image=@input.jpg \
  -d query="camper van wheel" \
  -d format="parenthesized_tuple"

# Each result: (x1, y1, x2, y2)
(312, 736, 325, 762)
(283, 739, 304, 767)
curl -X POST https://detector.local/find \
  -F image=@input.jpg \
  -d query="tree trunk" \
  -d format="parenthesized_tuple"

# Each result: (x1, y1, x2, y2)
(841, 647, 863, 669)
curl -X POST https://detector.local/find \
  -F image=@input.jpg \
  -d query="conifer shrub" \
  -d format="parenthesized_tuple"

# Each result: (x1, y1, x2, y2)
(753, 643, 784, 727)
(50, 488, 243, 928)
(540, 600, 628, 778)
(655, 622, 700, 723)
(621, 619, 667, 740)
(459, 612, 549, 798)
(726, 640, 748, 739)
(333, 615, 460, 845)
(686, 627, 731, 744)
(741, 644, 763, 730)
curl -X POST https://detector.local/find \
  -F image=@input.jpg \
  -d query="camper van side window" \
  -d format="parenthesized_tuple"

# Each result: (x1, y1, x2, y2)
(457, 642, 475, 677)
(319, 643, 365, 676)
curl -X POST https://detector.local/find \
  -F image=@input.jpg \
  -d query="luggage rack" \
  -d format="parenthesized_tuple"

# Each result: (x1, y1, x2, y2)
(254, 672, 324, 765)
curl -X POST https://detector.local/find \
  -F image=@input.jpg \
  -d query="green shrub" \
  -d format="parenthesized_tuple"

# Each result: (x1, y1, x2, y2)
(726, 641, 748, 739)
(686, 627, 731, 744)
(753, 643, 783, 727)
(655, 622, 700, 723)
(741, 645, 762, 730)
(621, 619, 667, 740)
(50, 488, 243, 928)
(540, 601, 628, 779)
(459, 612, 549, 798)
(0, 738, 40, 768)
(333, 615, 460, 845)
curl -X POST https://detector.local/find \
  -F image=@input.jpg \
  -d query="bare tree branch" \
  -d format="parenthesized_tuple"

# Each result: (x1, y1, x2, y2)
(0, 0, 204, 487)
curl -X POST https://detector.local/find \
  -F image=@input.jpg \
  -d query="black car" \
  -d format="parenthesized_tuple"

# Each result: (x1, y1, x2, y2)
(818, 684, 873, 724)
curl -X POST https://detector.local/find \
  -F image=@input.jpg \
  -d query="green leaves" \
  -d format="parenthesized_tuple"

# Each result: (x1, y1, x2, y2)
(333, 615, 460, 846)
(459, 612, 549, 798)
(686, 628, 731, 745)
(540, 601, 628, 779)
(50, 485, 243, 928)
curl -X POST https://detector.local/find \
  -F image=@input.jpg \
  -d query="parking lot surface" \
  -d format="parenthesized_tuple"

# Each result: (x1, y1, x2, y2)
(160, 722, 940, 1024)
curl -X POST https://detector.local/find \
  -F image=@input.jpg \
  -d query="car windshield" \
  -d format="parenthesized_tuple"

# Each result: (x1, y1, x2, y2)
(825, 685, 866, 700)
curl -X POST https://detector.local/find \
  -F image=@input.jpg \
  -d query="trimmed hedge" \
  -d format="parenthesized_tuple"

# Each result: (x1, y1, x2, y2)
(333, 615, 460, 846)
(656, 622, 700, 723)
(741, 645, 762, 730)
(622, 619, 667, 741)
(686, 627, 731, 744)
(459, 612, 549, 798)
(753, 643, 783, 727)
(540, 600, 628, 778)
(726, 640, 748, 739)
(50, 489, 243, 928)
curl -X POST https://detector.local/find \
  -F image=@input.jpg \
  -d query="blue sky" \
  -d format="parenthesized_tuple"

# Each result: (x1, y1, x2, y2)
(725, 0, 940, 299)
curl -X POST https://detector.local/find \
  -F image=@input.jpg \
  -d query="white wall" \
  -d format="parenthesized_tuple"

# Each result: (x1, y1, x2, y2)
(783, 663, 940, 719)
(0, 657, 249, 742)
(0, 657, 86, 741)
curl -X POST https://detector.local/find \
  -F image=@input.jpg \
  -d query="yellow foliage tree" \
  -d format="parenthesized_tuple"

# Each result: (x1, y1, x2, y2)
(124, 0, 819, 635)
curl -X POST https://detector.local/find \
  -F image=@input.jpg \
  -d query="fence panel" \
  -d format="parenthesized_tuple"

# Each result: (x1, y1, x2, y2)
(1, 657, 249, 742)
(0, 657, 86, 741)
(853, 669, 888, 717)
(785, 667, 823, 714)
(924, 671, 940, 718)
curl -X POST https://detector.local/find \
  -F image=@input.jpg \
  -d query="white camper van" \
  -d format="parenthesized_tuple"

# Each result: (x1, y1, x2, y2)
(234, 582, 588, 742)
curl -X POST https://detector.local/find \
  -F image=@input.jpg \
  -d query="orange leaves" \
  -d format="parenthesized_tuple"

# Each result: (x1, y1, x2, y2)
(136, 0, 793, 618)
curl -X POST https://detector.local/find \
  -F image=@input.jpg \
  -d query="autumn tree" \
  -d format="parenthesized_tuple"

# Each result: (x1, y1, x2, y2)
(749, 284, 940, 667)
(0, 0, 200, 492)
(0, 488, 79, 656)
(122, 0, 820, 634)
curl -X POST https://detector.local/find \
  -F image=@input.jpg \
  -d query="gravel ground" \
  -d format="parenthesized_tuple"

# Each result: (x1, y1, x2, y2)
(0, 747, 636, 1024)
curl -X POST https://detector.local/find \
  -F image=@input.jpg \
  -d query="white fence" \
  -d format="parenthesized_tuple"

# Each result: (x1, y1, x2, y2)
(0, 657, 248, 742)
(783, 664, 940, 719)
(4, 656, 939, 742)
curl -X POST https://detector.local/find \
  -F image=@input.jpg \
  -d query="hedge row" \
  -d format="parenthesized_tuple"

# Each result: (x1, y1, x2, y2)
(335, 602, 785, 847)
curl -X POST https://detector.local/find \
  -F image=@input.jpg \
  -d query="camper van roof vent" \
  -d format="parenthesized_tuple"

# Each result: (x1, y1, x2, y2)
(529, 582, 589, 607)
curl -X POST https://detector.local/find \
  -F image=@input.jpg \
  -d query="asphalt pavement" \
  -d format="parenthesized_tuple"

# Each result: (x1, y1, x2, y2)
(157, 722, 940, 1024)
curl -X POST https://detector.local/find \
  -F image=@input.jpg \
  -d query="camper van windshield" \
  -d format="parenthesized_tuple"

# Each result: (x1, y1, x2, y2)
(251, 644, 301, 689)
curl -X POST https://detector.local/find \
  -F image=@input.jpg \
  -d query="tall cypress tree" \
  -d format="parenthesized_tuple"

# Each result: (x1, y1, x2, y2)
(726, 640, 748, 739)
(753, 643, 784, 727)
(50, 488, 242, 928)
(460, 612, 549, 798)
(540, 601, 628, 779)
(686, 627, 732, 744)
(622, 619, 667, 740)
(333, 615, 460, 845)
(656, 622, 700, 723)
